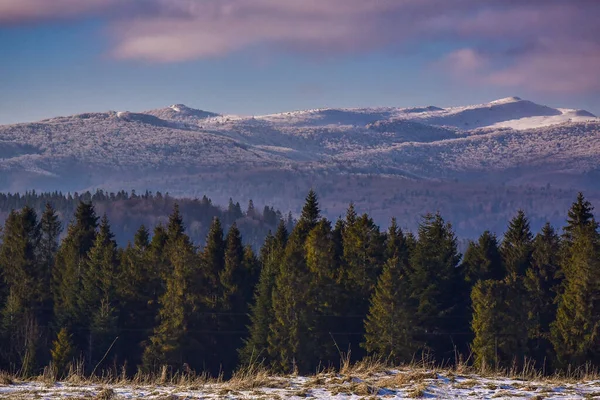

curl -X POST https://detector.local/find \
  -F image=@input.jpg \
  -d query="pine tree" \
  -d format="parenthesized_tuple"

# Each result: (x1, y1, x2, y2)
(363, 257, 417, 363)
(409, 213, 466, 360)
(304, 219, 339, 363)
(197, 217, 225, 374)
(53, 202, 98, 331)
(551, 217, 600, 366)
(563, 192, 596, 243)
(523, 223, 561, 364)
(142, 235, 201, 370)
(240, 222, 287, 365)
(51, 328, 73, 378)
(471, 277, 529, 369)
(134, 225, 150, 249)
(78, 215, 119, 370)
(268, 229, 312, 372)
(0, 207, 44, 374)
(167, 203, 185, 241)
(463, 231, 504, 284)
(39, 202, 62, 280)
(202, 218, 225, 310)
(297, 189, 320, 236)
(338, 208, 385, 359)
(341, 212, 385, 303)
(501, 211, 533, 277)
(218, 223, 248, 374)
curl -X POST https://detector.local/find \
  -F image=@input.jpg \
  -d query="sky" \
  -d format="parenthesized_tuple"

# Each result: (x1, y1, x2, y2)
(0, 0, 599, 124)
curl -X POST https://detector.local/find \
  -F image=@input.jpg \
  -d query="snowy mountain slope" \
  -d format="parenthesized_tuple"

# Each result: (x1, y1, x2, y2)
(247, 97, 597, 131)
(0, 97, 599, 219)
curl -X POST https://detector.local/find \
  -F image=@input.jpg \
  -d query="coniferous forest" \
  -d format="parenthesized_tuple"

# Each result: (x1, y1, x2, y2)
(0, 189, 599, 379)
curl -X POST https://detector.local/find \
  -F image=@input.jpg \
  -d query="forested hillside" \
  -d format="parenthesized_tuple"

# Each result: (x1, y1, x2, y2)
(0, 190, 292, 249)
(0, 190, 599, 379)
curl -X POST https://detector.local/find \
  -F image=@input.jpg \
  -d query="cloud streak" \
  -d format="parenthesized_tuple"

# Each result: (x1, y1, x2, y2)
(1, 0, 598, 94)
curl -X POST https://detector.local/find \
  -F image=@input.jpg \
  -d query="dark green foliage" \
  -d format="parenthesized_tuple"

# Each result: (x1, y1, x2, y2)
(241, 222, 287, 365)
(53, 202, 98, 331)
(409, 213, 466, 360)
(363, 257, 417, 363)
(268, 228, 312, 372)
(471, 277, 529, 369)
(298, 189, 320, 233)
(0, 207, 44, 374)
(78, 215, 119, 370)
(218, 223, 253, 374)
(524, 223, 561, 364)
(463, 231, 504, 283)
(142, 235, 200, 370)
(51, 328, 73, 378)
(551, 199, 600, 367)
(563, 192, 596, 243)
(501, 210, 533, 277)
(1, 190, 600, 377)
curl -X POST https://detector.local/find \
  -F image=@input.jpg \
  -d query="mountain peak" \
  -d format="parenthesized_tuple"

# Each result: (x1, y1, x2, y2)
(169, 104, 190, 112)
(489, 96, 523, 104)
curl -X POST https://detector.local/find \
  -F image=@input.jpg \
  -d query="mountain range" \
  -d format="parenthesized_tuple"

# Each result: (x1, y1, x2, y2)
(1, 97, 599, 237)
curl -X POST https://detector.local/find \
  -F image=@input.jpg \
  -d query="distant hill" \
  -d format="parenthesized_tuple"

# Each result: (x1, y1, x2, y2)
(0, 97, 598, 237)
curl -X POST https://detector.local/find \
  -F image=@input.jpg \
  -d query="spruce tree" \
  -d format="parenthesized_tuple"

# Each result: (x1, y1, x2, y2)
(463, 231, 504, 284)
(524, 223, 561, 364)
(304, 219, 339, 363)
(53, 202, 98, 332)
(501, 210, 533, 277)
(142, 235, 201, 370)
(0, 207, 43, 374)
(471, 277, 529, 369)
(218, 223, 248, 374)
(240, 222, 287, 365)
(297, 189, 320, 236)
(78, 215, 119, 370)
(40, 202, 62, 282)
(268, 229, 312, 372)
(363, 257, 417, 363)
(51, 328, 73, 378)
(551, 216, 600, 366)
(409, 213, 466, 360)
(198, 217, 225, 374)
(563, 192, 595, 243)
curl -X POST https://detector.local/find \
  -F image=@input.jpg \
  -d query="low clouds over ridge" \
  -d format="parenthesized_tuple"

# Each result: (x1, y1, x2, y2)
(1, 0, 598, 94)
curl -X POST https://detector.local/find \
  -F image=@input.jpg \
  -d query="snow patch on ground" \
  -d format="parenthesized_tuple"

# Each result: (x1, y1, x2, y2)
(2, 370, 600, 399)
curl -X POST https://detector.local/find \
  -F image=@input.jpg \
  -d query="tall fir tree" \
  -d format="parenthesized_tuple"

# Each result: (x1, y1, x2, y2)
(409, 213, 466, 360)
(218, 223, 251, 374)
(78, 215, 119, 370)
(501, 211, 533, 277)
(471, 277, 529, 369)
(551, 196, 600, 367)
(363, 257, 418, 363)
(142, 234, 201, 370)
(523, 223, 561, 365)
(304, 219, 339, 363)
(53, 202, 98, 332)
(267, 192, 322, 372)
(240, 222, 287, 365)
(0, 207, 44, 375)
(462, 231, 504, 284)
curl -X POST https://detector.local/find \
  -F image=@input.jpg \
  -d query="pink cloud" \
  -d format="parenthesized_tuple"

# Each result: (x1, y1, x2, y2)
(1, 0, 598, 94)
(0, 0, 116, 23)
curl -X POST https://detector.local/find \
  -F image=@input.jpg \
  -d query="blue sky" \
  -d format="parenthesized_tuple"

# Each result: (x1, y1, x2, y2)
(0, 0, 598, 124)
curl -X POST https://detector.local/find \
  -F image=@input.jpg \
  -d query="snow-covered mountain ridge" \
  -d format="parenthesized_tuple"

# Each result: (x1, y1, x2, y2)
(0, 97, 598, 236)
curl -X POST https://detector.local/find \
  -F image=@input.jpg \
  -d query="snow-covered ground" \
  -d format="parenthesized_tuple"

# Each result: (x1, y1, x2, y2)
(2, 369, 600, 399)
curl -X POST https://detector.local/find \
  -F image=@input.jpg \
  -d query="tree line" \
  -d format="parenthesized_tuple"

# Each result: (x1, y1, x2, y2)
(0, 190, 293, 249)
(0, 190, 598, 378)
